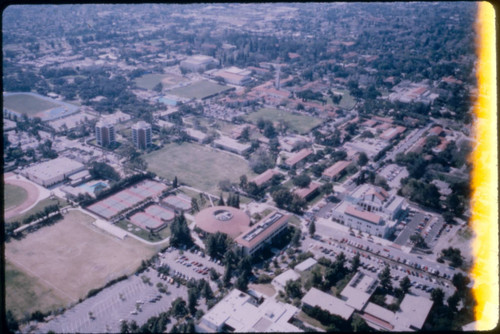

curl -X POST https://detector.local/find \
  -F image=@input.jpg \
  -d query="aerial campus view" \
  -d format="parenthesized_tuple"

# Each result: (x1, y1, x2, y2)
(1, 2, 496, 333)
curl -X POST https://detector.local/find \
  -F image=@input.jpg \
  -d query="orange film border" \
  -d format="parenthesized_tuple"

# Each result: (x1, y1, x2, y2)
(471, 1, 498, 330)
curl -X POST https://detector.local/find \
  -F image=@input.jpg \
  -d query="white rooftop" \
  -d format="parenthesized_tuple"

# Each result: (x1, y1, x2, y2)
(302, 287, 355, 320)
(23, 157, 84, 182)
(340, 272, 378, 310)
(294, 258, 317, 272)
(199, 289, 301, 333)
(395, 294, 434, 330)
(272, 269, 300, 290)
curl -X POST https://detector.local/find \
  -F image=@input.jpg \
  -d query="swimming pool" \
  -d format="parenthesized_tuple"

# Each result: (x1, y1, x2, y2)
(158, 97, 178, 106)
(78, 181, 108, 194)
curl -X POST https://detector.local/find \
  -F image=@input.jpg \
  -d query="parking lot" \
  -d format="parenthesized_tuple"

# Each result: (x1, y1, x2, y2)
(161, 247, 225, 282)
(39, 268, 188, 333)
(308, 239, 456, 299)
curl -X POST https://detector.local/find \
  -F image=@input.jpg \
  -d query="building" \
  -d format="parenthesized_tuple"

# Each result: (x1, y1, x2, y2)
(132, 121, 152, 149)
(331, 184, 405, 238)
(22, 157, 86, 187)
(180, 55, 218, 72)
(360, 294, 433, 331)
(211, 67, 252, 86)
(322, 160, 351, 181)
(293, 181, 321, 201)
(283, 148, 313, 169)
(379, 126, 406, 141)
(302, 287, 355, 321)
(340, 272, 378, 311)
(213, 136, 251, 155)
(196, 289, 301, 333)
(235, 211, 289, 255)
(95, 120, 116, 147)
(251, 169, 280, 187)
(293, 258, 318, 273)
(195, 206, 251, 239)
(272, 269, 300, 291)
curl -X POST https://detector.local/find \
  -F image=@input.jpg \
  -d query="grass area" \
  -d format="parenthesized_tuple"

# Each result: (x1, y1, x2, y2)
(288, 215, 302, 227)
(115, 220, 171, 242)
(144, 142, 255, 193)
(5, 261, 68, 320)
(6, 196, 68, 224)
(329, 89, 357, 110)
(4, 93, 59, 114)
(296, 311, 327, 330)
(169, 80, 232, 99)
(135, 73, 167, 90)
(4, 184, 28, 210)
(244, 108, 323, 134)
(5, 210, 161, 315)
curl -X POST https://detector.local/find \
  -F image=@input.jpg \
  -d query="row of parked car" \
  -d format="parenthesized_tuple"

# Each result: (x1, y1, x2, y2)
(176, 256, 209, 275)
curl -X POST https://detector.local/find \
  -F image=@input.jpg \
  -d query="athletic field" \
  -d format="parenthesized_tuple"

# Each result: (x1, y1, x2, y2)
(4, 184, 28, 210)
(3, 93, 59, 115)
(168, 80, 232, 99)
(134, 73, 187, 90)
(144, 142, 255, 193)
(244, 108, 323, 134)
(5, 210, 163, 318)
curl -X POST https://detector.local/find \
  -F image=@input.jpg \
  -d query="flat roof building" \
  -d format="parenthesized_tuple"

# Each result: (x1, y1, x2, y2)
(340, 272, 378, 311)
(235, 211, 289, 255)
(196, 289, 301, 333)
(180, 55, 218, 72)
(213, 136, 251, 155)
(272, 269, 301, 292)
(302, 287, 355, 320)
(132, 121, 152, 149)
(95, 120, 116, 147)
(22, 157, 85, 187)
(293, 181, 321, 201)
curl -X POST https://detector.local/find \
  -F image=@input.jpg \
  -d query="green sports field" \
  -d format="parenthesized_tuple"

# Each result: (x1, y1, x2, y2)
(4, 184, 28, 210)
(144, 142, 255, 193)
(244, 108, 323, 134)
(134, 73, 188, 90)
(168, 80, 233, 99)
(4, 94, 60, 115)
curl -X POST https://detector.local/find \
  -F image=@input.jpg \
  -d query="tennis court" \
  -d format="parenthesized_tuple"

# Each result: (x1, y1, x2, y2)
(87, 180, 167, 219)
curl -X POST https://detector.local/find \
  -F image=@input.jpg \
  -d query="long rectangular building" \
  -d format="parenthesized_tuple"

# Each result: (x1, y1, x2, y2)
(22, 157, 86, 187)
(235, 211, 289, 255)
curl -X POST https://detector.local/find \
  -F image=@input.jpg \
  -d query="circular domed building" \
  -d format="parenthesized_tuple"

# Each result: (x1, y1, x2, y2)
(195, 206, 251, 239)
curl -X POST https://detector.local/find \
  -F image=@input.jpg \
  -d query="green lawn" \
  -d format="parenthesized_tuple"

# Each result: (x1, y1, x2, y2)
(328, 89, 357, 110)
(168, 80, 233, 99)
(288, 215, 302, 227)
(4, 184, 28, 210)
(135, 73, 166, 90)
(244, 108, 323, 134)
(4, 93, 60, 115)
(6, 196, 68, 224)
(144, 142, 255, 193)
(5, 261, 68, 320)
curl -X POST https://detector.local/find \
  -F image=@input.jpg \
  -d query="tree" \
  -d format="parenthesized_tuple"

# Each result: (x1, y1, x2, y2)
(350, 253, 361, 273)
(188, 288, 198, 315)
(223, 263, 232, 287)
(171, 297, 188, 319)
(205, 232, 231, 260)
(6, 310, 19, 332)
(285, 279, 303, 299)
(431, 288, 445, 306)
(89, 162, 120, 182)
(120, 320, 129, 333)
(357, 152, 369, 166)
(378, 265, 392, 292)
(351, 314, 371, 332)
(153, 82, 163, 92)
(409, 233, 427, 248)
(399, 276, 412, 295)
(173, 176, 178, 188)
(447, 292, 460, 313)
(292, 174, 312, 188)
(169, 215, 192, 248)
(291, 227, 302, 247)
(218, 193, 225, 206)
(452, 272, 470, 292)
(309, 219, 316, 237)
(191, 198, 199, 213)
(235, 273, 249, 291)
